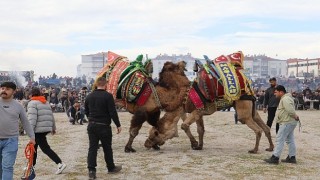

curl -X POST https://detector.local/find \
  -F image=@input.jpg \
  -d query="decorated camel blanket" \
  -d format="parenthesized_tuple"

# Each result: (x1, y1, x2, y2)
(95, 51, 129, 99)
(192, 51, 254, 109)
(95, 52, 153, 106)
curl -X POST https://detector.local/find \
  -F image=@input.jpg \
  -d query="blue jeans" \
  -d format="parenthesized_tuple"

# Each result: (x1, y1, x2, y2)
(273, 121, 298, 158)
(0, 137, 18, 180)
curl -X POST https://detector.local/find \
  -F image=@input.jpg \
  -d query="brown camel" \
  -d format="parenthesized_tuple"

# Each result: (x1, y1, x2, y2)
(145, 53, 274, 154)
(124, 61, 191, 152)
(96, 54, 190, 152)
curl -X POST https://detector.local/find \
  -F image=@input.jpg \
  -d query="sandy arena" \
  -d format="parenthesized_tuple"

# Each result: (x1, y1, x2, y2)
(14, 109, 320, 180)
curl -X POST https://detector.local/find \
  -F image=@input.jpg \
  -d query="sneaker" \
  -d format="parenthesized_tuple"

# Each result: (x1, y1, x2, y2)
(108, 165, 122, 174)
(281, 155, 297, 164)
(29, 167, 36, 180)
(22, 167, 36, 180)
(264, 155, 279, 164)
(55, 163, 67, 174)
(88, 171, 96, 180)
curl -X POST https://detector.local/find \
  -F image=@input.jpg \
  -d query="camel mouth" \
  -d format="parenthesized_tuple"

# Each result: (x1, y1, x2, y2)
(144, 138, 154, 149)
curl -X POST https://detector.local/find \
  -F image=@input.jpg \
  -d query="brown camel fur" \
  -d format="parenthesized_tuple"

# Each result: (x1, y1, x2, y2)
(123, 61, 190, 152)
(145, 64, 274, 154)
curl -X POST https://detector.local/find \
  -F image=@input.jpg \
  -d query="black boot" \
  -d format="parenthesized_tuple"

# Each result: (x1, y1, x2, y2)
(264, 155, 279, 164)
(281, 155, 297, 164)
(88, 170, 96, 180)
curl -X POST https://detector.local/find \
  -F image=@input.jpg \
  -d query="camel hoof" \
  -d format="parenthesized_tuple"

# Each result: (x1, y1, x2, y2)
(265, 147, 273, 152)
(152, 145, 160, 150)
(191, 142, 199, 150)
(192, 146, 203, 150)
(124, 147, 136, 153)
(248, 149, 258, 154)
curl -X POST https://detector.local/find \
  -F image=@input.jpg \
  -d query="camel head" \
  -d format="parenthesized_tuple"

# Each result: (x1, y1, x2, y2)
(158, 61, 189, 89)
(176, 61, 187, 75)
(144, 127, 166, 149)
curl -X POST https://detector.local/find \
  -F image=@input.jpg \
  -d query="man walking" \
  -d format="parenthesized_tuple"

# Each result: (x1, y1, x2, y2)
(27, 87, 67, 175)
(85, 77, 122, 180)
(263, 77, 280, 133)
(78, 86, 88, 122)
(0, 82, 35, 180)
(264, 85, 300, 164)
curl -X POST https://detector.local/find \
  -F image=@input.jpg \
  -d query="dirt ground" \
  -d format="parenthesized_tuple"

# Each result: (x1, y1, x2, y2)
(13, 109, 320, 180)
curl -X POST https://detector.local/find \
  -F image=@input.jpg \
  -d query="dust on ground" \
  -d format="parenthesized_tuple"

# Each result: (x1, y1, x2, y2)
(14, 110, 320, 180)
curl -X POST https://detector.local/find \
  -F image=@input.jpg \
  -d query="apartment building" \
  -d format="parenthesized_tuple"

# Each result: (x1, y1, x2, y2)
(287, 58, 320, 78)
(77, 52, 106, 79)
(243, 55, 287, 80)
(152, 53, 197, 80)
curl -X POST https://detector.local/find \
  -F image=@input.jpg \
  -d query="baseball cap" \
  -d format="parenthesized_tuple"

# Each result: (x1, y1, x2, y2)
(0, 82, 17, 90)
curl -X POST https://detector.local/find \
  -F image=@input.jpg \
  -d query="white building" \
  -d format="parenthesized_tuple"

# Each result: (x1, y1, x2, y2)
(152, 53, 197, 80)
(243, 55, 287, 80)
(77, 52, 106, 79)
(287, 58, 320, 78)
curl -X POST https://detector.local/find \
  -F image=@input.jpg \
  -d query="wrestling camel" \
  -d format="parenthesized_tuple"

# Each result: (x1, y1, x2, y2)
(145, 52, 274, 153)
(96, 54, 190, 152)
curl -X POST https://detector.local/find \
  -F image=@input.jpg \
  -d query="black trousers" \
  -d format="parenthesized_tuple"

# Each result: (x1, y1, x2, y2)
(33, 132, 62, 166)
(266, 107, 279, 134)
(87, 123, 115, 172)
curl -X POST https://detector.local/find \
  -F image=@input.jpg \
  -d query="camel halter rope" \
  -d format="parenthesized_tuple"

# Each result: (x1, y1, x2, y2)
(22, 142, 35, 180)
(148, 80, 162, 109)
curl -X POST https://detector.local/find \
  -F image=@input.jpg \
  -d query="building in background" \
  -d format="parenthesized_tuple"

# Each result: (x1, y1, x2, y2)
(77, 52, 106, 79)
(243, 55, 287, 80)
(152, 53, 197, 80)
(287, 58, 320, 79)
(78, 52, 319, 83)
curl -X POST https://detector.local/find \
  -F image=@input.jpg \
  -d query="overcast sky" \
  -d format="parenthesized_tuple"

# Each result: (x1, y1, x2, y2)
(0, 0, 319, 78)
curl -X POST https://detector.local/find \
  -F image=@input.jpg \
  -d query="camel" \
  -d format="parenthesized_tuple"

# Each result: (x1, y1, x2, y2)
(145, 52, 274, 154)
(95, 52, 190, 152)
(124, 61, 191, 152)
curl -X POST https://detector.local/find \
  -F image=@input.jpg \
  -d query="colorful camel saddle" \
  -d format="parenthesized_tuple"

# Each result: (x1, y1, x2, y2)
(95, 51, 129, 99)
(188, 82, 233, 110)
(191, 51, 253, 109)
(117, 55, 153, 104)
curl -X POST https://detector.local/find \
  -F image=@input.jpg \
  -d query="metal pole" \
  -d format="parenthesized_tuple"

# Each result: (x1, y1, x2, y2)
(102, 52, 105, 67)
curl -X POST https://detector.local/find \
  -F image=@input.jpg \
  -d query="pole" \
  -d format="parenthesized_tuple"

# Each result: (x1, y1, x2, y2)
(102, 52, 105, 67)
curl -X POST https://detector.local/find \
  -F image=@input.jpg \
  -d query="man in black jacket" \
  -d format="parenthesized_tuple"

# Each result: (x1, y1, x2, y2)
(85, 77, 122, 180)
(263, 77, 280, 133)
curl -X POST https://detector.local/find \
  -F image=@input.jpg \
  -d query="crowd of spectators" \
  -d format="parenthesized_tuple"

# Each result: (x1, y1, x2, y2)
(7, 73, 320, 115)
(253, 77, 320, 110)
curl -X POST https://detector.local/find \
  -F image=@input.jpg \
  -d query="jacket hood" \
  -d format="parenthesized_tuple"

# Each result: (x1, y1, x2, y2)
(283, 93, 293, 98)
(31, 96, 47, 103)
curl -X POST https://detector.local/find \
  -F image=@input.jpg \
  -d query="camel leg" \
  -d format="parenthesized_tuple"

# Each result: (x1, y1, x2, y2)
(195, 116, 205, 150)
(253, 111, 274, 151)
(125, 111, 147, 153)
(125, 123, 143, 153)
(175, 112, 187, 137)
(244, 120, 263, 153)
(146, 110, 162, 150)
(181, 111, 200, 150)
(236, 100, 263, 154)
